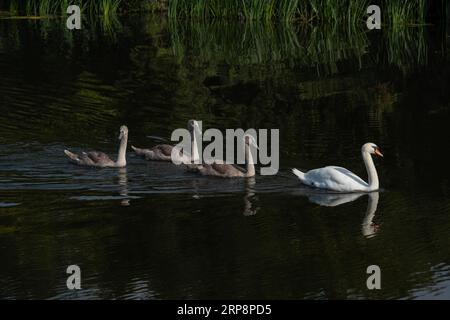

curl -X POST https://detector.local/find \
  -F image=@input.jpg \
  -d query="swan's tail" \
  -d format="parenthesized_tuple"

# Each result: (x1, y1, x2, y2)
(292, 168, 305, 181)
(131, 145, 147, 156)
(64, 149, 80, 163)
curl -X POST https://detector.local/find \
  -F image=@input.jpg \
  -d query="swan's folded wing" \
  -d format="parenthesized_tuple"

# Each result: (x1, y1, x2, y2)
(329, 166, 368, 186)
(85, 151, 112, 163)
(210, 163, 242, 175)
(231, 164, 247, 173)
(156, 144, 174, 157)
(305, 166, 368, 191)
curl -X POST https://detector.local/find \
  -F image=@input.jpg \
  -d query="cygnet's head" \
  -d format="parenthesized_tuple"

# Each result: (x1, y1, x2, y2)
(187, 120, 200, 133)
(244, 134, 259, 149)
(119, 125, 129, 140)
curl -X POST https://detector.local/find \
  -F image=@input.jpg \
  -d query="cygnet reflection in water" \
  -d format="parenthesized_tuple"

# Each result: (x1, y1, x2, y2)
(118, 167, 130, 206)
(243, 177, 259, 216)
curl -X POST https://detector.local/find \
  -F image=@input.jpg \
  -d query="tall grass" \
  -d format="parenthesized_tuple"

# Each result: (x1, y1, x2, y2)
(169, 0, 299, 22)
(3, 0, 121, 19)
(386, 0, 426, 26)
(168, 0, 429, 26)
(1, 0, 433, 26)
(22, 0, 81, 16)
(384, 26, 427, 71)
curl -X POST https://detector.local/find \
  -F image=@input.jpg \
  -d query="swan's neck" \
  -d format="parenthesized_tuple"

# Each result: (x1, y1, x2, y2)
(116, 135, 128, 167)
(245, 144, 256, 177)
(192, 133, 200, 163)
(362, 151, 379, 191)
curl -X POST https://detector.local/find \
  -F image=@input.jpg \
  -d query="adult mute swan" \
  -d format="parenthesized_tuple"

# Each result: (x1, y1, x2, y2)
(292, 143, 383, 192)
(195, 135, 258, 178)
(64, 125, 128, 168)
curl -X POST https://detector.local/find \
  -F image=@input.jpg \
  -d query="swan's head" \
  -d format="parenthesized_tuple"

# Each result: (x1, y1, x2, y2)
(187, 119, 200, 134)
(118, 125, 128, 140)
(244, 134, 259, 149)
(362, 142, 383, 157)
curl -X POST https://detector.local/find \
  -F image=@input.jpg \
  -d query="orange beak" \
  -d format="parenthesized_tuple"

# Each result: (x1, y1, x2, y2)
(374, 147, 384, 158)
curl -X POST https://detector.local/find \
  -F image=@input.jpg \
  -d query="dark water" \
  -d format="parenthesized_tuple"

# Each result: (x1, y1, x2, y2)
(1, 15, 450, 299)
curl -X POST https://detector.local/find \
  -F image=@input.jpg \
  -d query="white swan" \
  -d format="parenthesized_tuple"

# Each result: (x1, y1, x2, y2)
(64, 125, 128, 168)
(292, 143, 383, 192)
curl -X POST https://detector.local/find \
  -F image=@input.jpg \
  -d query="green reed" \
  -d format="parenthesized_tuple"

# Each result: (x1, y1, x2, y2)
(1, 0, 433, 26)
(386, 0, 426, 26)
(168, 0, 428, 25)
(3, 0, 121, 19)
(384, 25, 427, 72)
(21, 0, 79, 16)
(169, 0, 299, 22)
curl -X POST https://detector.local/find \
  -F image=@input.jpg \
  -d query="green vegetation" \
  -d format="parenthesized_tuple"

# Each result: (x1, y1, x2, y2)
(0, 0, 440, 27)
(167, 0, 427, 25)
(168, 0, 299, 22)
(0, 0, 121, 18)
(386, 0, 426, 25)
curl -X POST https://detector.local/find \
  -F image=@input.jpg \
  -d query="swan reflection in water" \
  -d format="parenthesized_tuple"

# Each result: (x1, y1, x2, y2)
(295, 189, 380, 238)
(118, 168, 130, 206)
(187, 176, 260, 216)
(361, 192, 379, 238)
(243, 177, 259, 216)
